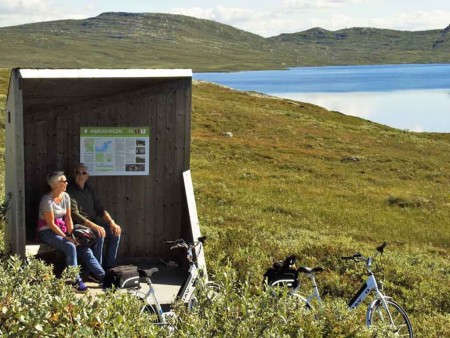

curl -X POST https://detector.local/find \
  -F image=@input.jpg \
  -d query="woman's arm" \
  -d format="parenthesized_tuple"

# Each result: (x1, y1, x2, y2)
(65, 207, 74, 235)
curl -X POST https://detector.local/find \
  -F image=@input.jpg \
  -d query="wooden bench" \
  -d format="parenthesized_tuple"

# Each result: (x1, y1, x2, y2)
(26, 242, 58, 257)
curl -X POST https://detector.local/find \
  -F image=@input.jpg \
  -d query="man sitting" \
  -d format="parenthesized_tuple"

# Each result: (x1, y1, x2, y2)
(67, 163, 122, 273)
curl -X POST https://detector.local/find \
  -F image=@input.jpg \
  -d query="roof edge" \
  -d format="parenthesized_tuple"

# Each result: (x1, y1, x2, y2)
(18, 68, 192, 79)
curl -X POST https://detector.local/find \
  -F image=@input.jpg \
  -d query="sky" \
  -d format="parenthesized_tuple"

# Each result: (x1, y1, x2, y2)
(0, 0, 449, 37)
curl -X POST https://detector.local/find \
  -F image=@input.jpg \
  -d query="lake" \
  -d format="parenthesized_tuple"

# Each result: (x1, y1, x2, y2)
(194, 64, 450, 133)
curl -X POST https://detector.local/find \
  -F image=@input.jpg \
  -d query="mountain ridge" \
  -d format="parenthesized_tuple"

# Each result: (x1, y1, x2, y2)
(0, 12, 449, 71)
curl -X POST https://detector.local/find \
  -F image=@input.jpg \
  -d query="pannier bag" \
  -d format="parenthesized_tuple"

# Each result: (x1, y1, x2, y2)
(264, 267, 299, 287)
(103, 265, 140, 289)
(263, 255, 299, 288)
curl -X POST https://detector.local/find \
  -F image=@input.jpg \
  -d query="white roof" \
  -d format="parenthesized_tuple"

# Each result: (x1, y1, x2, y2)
(18, 68, 192, 79)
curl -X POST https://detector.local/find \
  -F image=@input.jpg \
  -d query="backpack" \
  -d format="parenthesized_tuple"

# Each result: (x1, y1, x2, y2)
(103, 265, 140, 289)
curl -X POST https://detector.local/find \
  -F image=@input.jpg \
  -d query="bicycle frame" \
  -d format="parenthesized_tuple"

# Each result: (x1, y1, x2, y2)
(303, 272, 322, 305)
(343, 246, 401, 329)
(175, 237, 212, 304)
(176, 255, 199, 303)
(135, 239, 205, 325)
(288, 268, 323, 307)
(137, 237, 218, 328)
(348, 272, 379, 309)
(346, 270, 394, 324)
(138, 271, 174, 325)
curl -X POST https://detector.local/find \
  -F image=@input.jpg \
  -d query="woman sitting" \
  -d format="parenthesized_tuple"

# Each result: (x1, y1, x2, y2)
(37, 171, 105, 292)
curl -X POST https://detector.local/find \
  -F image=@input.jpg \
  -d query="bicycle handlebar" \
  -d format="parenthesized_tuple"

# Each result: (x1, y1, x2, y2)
(164, 236, 208, 250)
(341, 242, 388, 263)
(340, 252, 364, 261)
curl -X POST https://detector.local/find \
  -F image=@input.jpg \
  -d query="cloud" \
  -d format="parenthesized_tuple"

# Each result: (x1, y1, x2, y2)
(169, 4, 448, 37)
(170, 6, 275, 36)
(409, 125, 424, 132)
(370, 10, 450, 31)
(0, 0, 49, 14)
(0, 0, 90, 27)
(171, 6, 256, 26)
(272, 10, 450, 34)
(283, 0, 366, 9)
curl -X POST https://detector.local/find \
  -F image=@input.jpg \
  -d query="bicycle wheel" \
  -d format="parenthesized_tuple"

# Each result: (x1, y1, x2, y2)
(269, 279, 312, 310)
(188, 282, 221, 311)
(188, 296, 197, 312)
(368, 299, 413, 337)
(205, 281, 220, 301)
(141, 303, 159, 323)
(269, 279, 297, 289)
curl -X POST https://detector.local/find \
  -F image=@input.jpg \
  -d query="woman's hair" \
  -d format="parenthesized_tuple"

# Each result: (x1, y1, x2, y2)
(47, 171, 65, 190)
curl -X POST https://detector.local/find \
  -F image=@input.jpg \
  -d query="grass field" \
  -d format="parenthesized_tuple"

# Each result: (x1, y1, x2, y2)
(0, 70, 449, 336)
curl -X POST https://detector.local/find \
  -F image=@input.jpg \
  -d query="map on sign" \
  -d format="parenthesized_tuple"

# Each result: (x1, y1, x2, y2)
(80, 127, 150, 176)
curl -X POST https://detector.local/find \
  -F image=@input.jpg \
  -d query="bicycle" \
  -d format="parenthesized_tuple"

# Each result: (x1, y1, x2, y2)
(136, 236, 220, 325)
(264, 242, 413, 337)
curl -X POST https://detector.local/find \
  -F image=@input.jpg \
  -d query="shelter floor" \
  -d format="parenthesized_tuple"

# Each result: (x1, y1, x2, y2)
(82, 259, 187, 306)
(28, 248, 187, 306)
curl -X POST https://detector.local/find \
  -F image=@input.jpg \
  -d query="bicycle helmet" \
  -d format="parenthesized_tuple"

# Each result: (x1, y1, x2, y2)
(72, 224, 96, 246)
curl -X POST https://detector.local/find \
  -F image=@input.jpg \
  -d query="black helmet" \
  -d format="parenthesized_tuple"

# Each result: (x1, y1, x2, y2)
(72, 224, 96, 246)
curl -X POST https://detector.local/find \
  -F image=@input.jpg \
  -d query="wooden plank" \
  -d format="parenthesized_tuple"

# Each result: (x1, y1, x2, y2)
(154, 93, 167, 254)
(164, 90, 176, 241)
(122, 100, 143, 256)
(5, 69, 26, 257)
(25, 243, 57, 256)
(184, 79, 192, 171)
(172, 84, 187, 239)
(146, 94, 158, 256)
(24, 118, 39, 240)
(183, 170, 208, 281)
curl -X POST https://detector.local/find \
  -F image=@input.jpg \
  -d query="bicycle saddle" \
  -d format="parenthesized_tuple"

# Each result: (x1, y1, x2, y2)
(298, 266, 324, 274)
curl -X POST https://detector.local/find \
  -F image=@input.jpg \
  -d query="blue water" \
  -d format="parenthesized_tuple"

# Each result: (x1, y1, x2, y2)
(194, 64, 450, 132)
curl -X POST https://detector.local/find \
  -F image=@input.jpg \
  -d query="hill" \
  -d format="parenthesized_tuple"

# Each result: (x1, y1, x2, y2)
(0, 13, 449, 71)
(0, 12, 295, 71)
(270, 26, 450, 65)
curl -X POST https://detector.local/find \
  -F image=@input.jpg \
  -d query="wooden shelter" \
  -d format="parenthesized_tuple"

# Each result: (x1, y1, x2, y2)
(4, 68, 197, 261)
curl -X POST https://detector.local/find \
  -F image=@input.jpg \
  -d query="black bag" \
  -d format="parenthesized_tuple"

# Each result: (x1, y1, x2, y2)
(103, 265, 140, 289)
(264, 267, 298, 287)
(263, 255, 299, 288)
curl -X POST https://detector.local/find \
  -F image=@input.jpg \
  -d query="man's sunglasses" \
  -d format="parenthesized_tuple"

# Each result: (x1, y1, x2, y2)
(75, 171, 89, 176)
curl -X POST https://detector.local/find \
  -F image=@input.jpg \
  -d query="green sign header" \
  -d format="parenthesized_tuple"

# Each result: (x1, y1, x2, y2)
(80, 127, 150, 137)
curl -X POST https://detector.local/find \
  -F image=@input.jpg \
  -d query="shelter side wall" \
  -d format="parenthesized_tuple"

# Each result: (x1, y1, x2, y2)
(23, 79, 192, 257)
(4, 69, 26, 257)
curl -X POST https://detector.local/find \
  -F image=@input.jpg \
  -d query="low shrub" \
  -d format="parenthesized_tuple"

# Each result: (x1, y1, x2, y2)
(0, 255, 163, 337)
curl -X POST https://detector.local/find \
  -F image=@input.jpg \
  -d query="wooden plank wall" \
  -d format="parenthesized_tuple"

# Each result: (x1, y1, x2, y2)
(4, 69, 26, 256)
(23, 78, 192, 257)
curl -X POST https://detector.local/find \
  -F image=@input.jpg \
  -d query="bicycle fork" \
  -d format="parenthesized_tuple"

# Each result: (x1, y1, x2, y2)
(366, 292, 398, 331)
